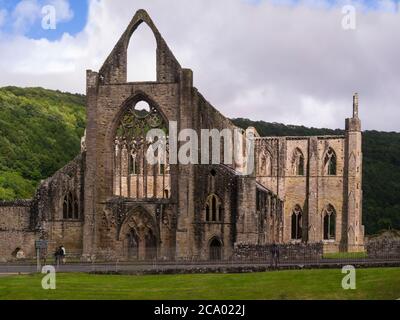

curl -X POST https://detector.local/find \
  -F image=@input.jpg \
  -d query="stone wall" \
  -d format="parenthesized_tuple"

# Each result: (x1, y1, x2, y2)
(366, 239, 400, 258)
(0, 201, 36, 261)
(233, 242, 323, 261)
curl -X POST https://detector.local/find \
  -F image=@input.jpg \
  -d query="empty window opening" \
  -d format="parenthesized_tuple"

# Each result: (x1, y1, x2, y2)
(324, 148, 337, 175)
(205, 194, 223, 222)
(323, 204, 336, 240)
(127, 23, 157, 82)
(291, 205, 302, 240)
(63, 192, 80, 220)
(293, 148, 305, 176)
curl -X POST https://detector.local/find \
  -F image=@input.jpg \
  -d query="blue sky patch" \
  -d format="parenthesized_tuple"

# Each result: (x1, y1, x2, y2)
(0, 0, 89, 41)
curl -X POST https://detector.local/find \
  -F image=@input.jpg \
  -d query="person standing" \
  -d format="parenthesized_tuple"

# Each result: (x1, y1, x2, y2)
(54, 247, 60, 266)
(270, 242, 280, 269)
(60, 245, 66, 264)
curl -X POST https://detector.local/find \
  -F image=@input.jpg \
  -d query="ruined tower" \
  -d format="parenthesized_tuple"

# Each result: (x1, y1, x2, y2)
(343, 93, 365, 251)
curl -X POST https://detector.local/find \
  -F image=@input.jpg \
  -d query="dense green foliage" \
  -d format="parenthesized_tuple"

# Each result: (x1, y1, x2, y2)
(233, 118, 400, 235)
(0, 87, 398, 235)
(0, 87, 85, 199)
(0, 268, 399, 299)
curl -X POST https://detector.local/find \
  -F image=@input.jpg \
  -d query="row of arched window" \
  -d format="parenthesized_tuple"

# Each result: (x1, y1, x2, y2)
(291, 204, 336, 240)
(63, 192, 80, 220)
(292, 147, 337, 176)
(258, 147, 337, 177)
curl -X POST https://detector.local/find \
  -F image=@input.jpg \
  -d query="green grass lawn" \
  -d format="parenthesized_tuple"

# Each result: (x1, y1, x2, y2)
(0, 268, 399, 300)
(323, 252, 368, 259)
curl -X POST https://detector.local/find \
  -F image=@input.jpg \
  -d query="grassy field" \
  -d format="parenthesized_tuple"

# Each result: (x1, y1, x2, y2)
(0, 268, 399, 300)
(323, 252, 368, 259)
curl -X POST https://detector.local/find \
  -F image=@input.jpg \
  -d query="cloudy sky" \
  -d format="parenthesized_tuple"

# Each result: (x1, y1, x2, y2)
(0, 0, 399, 131)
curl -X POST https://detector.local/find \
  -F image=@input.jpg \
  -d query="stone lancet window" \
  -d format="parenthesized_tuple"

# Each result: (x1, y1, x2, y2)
(129, 154, 140, 175)
(323, 204, 336, 240)
(293, 148, 305, 176)
(63, 192, 80, 220)
(291, 205, 302, 240)
(324, 148, 337, 175)
(258, 151, 272, 176)
(205, 194, 223, 222)
(114, 99, 170, 199)
(256, 188, 267, 212)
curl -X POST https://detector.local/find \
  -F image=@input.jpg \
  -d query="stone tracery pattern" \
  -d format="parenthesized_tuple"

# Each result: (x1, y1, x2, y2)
(113, 100, 170, 199)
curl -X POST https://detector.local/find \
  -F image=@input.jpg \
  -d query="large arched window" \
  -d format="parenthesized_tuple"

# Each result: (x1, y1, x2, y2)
(291, 205, 302, 240)
(324, 148, 337, 175)
(63, 192, 80, 220)
(323, 204, 336, 240)
(205, 194, 223, 222)
(114, 99, 170, 199)
(293, 148, 305, 176)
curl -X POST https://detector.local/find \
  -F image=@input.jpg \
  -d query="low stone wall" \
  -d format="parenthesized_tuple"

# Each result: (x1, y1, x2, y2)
(366, 239, 400, 258)
(233, 243, 323, 262)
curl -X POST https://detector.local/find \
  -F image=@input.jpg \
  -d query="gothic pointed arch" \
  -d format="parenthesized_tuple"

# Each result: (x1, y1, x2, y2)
(119, 206, 159, 260)
(324, 147, 337, 175)
(99, 9, 181, 84)
(112, 93, 170, 199)
(323, 204, 336, 240)
(258, 150, 272, 176)
(292, 148, 305, 176)
(119, 207, 158, 241)
(209, 236, 223, 261)
(349, 151, 356, 169)
(291, 204, 303, 240)
(62, 191, 80, 220)
(204, 193, 223, 222)
(127, 22, 157, 81)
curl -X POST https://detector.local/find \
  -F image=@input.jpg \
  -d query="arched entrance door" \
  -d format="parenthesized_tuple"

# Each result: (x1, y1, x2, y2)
(209, 238, 223, 261)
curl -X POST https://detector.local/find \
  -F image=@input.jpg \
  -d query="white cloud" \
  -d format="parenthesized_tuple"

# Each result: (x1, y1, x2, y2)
(48, 0, 74, 22)
(12, 0, 41, 33)
(1, 0, 400, 131)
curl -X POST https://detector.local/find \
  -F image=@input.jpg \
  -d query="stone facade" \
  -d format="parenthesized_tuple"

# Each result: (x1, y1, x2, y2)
(0, 10, 364, 262)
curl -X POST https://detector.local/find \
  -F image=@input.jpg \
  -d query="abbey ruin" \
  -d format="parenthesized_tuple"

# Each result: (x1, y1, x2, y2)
(0, 10, 364, 262)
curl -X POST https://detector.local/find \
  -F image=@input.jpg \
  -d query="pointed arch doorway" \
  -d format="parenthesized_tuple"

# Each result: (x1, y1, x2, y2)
(209, 237, 223, 261)
(120, 207, 159, 261)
